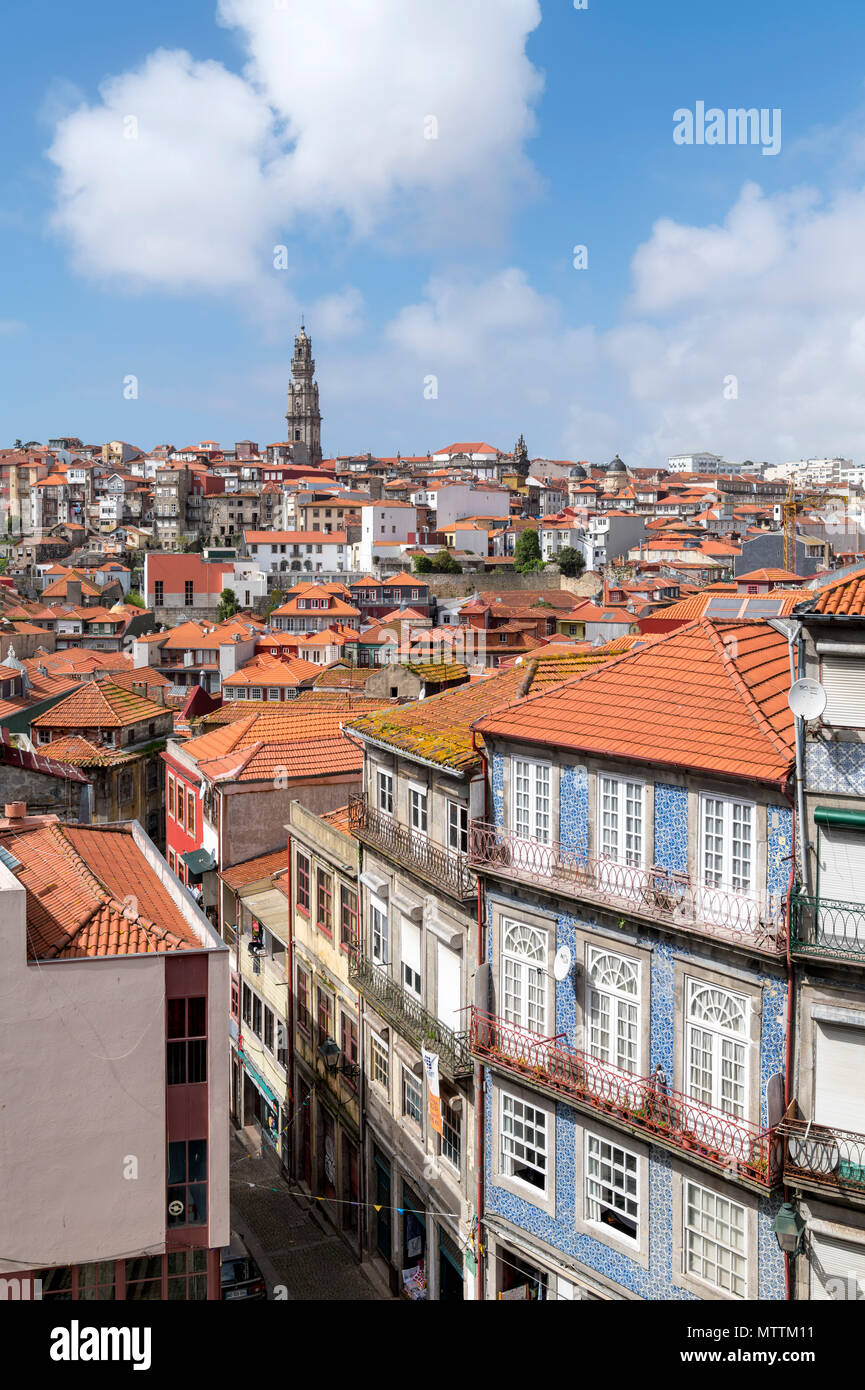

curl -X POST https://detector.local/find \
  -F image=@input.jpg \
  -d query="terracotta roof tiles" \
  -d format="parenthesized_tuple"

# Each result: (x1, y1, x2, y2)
(473, 618, 795, 786)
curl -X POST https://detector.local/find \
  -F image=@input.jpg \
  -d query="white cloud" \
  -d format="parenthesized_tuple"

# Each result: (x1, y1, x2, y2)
(607, 178, 865, 464)
(47, 1, 543, 295)
(47, 49, 277, 294)
(310, 288, 365, 340)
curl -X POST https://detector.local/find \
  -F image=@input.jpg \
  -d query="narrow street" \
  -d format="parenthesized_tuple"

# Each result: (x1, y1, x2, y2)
(228, 1129, 393, 1301)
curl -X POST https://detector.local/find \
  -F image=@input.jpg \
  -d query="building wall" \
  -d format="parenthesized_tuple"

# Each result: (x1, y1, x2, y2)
(0, 868, 168, 1272)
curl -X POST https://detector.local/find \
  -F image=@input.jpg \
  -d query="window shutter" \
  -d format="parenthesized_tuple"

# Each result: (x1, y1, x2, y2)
(822, 656, 865, 727)
(437, 944, 461, 1030)
(818, 827, 865, 902)
(401, 920, 421, 975)
(814, 1021, 865, 1132)
(810, 1232, 865, 1299)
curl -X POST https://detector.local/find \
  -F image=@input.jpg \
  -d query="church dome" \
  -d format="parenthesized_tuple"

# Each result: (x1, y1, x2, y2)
(569, 463, 587, 480)
(607, 454, 627, 474)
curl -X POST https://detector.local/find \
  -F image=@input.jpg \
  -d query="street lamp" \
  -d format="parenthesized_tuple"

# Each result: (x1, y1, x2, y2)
(773, 1202, 805, 1256)
(318, 1038, 341, 1073)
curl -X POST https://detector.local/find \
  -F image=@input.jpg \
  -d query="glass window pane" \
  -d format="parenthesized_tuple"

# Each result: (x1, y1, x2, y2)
(167, 1140, 187, 1185)
(188, 1139, 207, 1182)
(187, 997, 206, 1037)
(167, 999, 186, 1038)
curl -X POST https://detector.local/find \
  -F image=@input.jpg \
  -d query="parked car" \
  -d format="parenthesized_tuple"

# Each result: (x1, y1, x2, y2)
(221, 1237, 267, 1300)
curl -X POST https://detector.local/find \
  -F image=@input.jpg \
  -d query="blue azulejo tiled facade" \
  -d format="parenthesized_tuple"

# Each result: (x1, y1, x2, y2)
(482, 887, 787, 1300)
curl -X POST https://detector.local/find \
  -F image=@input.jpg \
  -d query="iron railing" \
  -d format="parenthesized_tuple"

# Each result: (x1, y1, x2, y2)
(782, 1111, 865, 1192)
(349, 795, 476, 901)
(790, 893, 865, 962)
(349, 950, 472, 1078)
(471, 1007, 781, 1189)
(468, 822, 786, 952)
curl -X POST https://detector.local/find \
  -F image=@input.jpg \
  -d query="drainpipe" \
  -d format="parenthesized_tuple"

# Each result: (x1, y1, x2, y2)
(789, 620, 810, 895)
(286, 832, 295, 1178)
(783, 838, 797, 1302)
(471, 725, 486, 1301)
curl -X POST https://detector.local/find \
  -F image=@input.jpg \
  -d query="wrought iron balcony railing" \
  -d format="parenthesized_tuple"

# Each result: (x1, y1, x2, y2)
(790, 893, 865, 962)
(468, 822, 786, 952)
(349, 795, 476, 901)
(781, 1109, 865, 1194)
(470, 1007, 781, 1190)
(349, 950, 472, 1079)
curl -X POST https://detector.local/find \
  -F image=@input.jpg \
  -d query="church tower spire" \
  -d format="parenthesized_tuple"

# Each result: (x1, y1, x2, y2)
(286, 323, 322, 465)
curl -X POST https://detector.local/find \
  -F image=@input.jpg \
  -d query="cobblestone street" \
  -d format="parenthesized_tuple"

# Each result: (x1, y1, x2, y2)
(228, 1129, 393, 1301)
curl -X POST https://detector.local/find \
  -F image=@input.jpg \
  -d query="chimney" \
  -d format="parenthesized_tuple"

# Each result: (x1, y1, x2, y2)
(67, 579, 82, 606)
(154, 685, 165, 707)
(5, 802, 26, 821)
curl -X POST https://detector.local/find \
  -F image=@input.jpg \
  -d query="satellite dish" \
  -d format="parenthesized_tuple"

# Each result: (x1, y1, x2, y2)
(553, 945, 572, 982)
(788, 678, 827, 722)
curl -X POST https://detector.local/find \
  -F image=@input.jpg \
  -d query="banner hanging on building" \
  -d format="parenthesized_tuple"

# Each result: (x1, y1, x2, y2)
(421, 1046, 442, 1136)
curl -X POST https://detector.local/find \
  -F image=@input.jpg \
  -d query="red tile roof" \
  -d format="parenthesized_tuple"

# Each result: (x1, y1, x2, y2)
(473, 618, 796, 786)
(31, 679, 168, 730)
(809, 566, 865, 616)
(0, 822, 204, 959)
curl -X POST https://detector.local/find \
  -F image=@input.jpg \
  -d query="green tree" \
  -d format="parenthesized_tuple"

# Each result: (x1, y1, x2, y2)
(265, 588, 284, 617)
(513, 530, 543, 573)
(413, 554, 433, 574)
(555, 546, 586, 578)
(433, 549, 461, 573)
(217, 587, 239, 622)
(126, 589, 145, 608)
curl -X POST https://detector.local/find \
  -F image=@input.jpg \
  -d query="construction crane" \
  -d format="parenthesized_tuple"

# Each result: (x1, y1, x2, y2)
(782, 479, 848, 573)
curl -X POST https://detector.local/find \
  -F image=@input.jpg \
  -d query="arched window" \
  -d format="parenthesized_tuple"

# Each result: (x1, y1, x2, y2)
(587, 948, 640, 1074)
(501, 919, 546, 1034)
(686, 980, 748, 1118)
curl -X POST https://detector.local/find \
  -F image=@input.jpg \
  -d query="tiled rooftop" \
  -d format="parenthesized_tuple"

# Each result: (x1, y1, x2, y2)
(807, 566, 865, 616)
(473, 618, 795, 786)
(0, 822, 203, 959)
(31, 679, 168, 730)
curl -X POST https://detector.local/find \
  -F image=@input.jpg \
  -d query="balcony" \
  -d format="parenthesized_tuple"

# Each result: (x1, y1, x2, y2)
(349, 950, 472, 1080)
(469, 822, 786, 953)
(471, 1008, 780, 1190)
(790, 893, 865, 962)
(781, 1105, 865, 1197)
(349, 795, 476, 901)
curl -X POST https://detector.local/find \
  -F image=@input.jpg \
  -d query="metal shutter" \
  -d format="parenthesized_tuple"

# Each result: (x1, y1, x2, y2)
(814, 1022, 865, 1131)
(821, 656, 865, 727)
(401, 919, 421, 975)
(809, 1232, 865, 1300)
(436, 943, 461, 1030)
(818, 827, 865, 902)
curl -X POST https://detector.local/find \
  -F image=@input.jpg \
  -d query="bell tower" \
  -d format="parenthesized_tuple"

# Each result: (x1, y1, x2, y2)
(285, 323, 322, 465)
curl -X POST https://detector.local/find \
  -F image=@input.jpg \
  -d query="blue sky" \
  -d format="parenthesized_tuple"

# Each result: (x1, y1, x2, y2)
(2, 0, 865, 465)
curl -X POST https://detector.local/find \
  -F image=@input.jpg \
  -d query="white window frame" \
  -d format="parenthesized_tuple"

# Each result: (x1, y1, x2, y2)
(586, 946, 641, 1076)
(447, 799, 468, 854)
(501, 919, 547, 1036)
(597, 775, 645, 867)
(511, 758, 552, 845)
(377, 768, 394, 816)
(370, 895, 388, 967)
(500, 1090, 548, 1196)
(699, 793, 756, 897)
(585, 1132, 640, 1244)
(371, 1033, 389, 1093)
(440, 1101, 461, 1172)
(402, 1068, 423, 1127)
(685, 977, 749, 1121)
(683, 1180, 747, 1299)
(409, 782, 428, 835)
(400, 919, 422, 1000)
